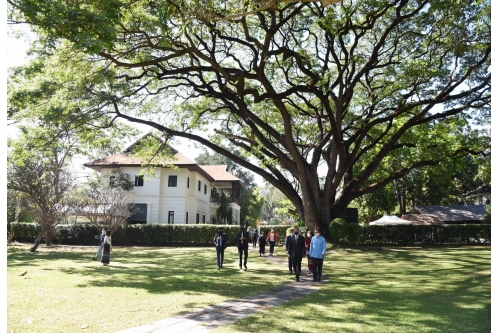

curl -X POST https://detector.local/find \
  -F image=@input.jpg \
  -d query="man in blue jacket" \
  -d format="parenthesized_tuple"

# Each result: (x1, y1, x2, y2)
(214, 227, 228, 270)
(93, 228, 106, 260)
(310, 227, 327, 282)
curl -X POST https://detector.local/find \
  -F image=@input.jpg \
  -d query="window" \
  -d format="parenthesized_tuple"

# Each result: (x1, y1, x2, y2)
(168, 175, 177, 187)
(109, 176, 115, 187)
(168, 211, 174, 224)
(187, 177, 190, 188)
(135, 175, 144, 187)
(196, 213, 200, 224)
(202, 215, 205, 223)
(185, 212, 189, 224)
(198, 180, 201, 191)
(204, 184, 207, 194)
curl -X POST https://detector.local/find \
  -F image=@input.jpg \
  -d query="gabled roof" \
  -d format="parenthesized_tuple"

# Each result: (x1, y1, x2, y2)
(84, 135, 196, 170)
(413, 205, 486, 222)
(83, 150, 196, 169)
(83, 136, 243, 186)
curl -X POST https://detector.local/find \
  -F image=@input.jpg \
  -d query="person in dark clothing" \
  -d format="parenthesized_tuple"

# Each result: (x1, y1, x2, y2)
(101, 230, 112, 266)
(213, 227, 228, 270)
(235, 225, 250, 270)
(252, 229, 258, 248)
(286, 227, 306, 282)
(284, 229, 294, 274)
(258, 231, 267, 256)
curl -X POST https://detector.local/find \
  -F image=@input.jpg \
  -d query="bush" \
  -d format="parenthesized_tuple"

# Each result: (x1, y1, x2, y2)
(330, 218, 348, 243)
(10, 223, 293, 247)
(347, 223, 363, 245)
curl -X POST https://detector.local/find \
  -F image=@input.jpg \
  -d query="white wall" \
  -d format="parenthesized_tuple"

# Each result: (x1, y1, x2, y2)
(102, 167, 213, 224)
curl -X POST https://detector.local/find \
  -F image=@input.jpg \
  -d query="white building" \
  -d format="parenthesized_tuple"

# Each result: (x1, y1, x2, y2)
(83, 141, 244, 225)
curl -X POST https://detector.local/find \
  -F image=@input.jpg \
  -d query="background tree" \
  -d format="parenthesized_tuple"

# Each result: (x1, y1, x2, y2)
(7, 189, 37, 223)
(239, 188, 264, 227)
(73, 168, 138, 234)
(259, 184, 297, 225)
(213, 191, 234, 224)
(7, 127, 77, 251)
(8, 0, 490, 238)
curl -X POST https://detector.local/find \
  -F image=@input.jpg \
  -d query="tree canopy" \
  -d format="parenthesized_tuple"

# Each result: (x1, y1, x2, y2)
(7, 0, 491, 236)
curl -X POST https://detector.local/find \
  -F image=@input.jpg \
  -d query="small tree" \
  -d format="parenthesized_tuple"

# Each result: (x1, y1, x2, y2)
(7, 128, 77, 251)
(74, 169, 138, 235)
(214, 191, 233, 225)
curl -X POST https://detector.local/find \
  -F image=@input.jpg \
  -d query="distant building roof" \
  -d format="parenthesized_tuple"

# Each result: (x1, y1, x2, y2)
(413, 205, 486, 223)
(464, 184, 491, 197)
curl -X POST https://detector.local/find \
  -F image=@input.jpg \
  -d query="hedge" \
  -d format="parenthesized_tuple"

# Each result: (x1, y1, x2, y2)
(11, 223, 490, 247)
(356, 224, 491, 245)
(9, 223, 293, 247)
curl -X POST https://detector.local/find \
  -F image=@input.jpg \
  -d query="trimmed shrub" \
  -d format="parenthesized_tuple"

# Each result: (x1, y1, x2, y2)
(330, 218, 348, 243)
(12, 222, 486, 247)
(347, 223, 363, 245)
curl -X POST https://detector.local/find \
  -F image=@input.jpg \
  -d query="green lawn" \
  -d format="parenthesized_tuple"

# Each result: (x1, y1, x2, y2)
(7, 244, 490, 333)
(215, 246, 491, 333)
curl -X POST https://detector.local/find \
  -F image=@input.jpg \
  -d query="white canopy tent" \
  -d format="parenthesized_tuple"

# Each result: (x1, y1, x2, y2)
(369, 215, 413, 225)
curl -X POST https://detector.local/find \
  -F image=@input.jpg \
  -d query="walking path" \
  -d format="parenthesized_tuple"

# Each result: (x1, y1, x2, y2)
(115, 246, 327, 333)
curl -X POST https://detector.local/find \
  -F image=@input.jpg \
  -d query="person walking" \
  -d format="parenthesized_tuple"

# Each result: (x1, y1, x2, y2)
(252, 229, 258, 248)
(213, 227, 228, 270)
(287, 227, 306, 282)
(258, 231, 267, 256)
(305, 230, 313, 274)
(284, 229, 294, 274)
(235, 225, 250, 270)
(93, 228, 106, 261)
(266, 228, 278, 256)
(310, 227, 327, 282)
(101, 230, 112, 266)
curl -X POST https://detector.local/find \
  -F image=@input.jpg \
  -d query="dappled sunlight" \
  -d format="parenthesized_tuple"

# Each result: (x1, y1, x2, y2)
(213, 246, 490, 333)
(7, 244, 294, 333)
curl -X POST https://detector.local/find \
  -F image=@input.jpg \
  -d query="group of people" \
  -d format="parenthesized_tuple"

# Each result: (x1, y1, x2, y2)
(213, 225, 327, 282)
(285, 227, 326, 282)
(93, 228, 112, 266)
(93, 225, 327, 280)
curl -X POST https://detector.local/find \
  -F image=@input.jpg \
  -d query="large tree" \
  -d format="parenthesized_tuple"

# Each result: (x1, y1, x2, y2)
(7, 0, 490, 237)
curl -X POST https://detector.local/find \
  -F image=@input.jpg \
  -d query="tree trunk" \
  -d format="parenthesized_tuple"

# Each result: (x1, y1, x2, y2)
(31, 231, 43, 252)
(45, 231, 52, 246)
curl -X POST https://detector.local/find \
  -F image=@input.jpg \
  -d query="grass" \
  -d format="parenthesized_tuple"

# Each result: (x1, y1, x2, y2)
(7, 243, 292, 333)
(7, 244, 490, 333)
(214, 245, 491, 333)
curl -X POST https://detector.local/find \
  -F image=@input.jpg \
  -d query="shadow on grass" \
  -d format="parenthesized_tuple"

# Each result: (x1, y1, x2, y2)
(218, 246, 490, 333)
(7, 246, 290, 299)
